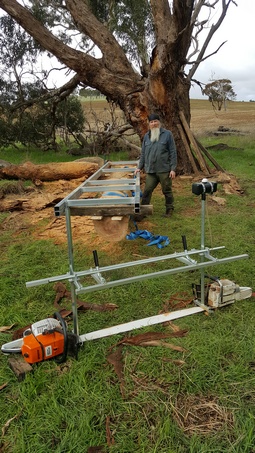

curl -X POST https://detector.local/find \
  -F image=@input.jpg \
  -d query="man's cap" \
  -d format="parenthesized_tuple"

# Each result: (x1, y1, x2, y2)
(148, 113, 160, 121)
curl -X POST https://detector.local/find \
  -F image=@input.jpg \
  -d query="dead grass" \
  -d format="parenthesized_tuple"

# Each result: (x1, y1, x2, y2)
(172, 394, 235, 436)
(0, 180, 26, 198)
(81, 98, 255, 137)
(190, 102, 255, 136)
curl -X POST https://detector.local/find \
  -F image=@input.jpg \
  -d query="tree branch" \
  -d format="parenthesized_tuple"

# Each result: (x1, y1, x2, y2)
(150, 0, 173, 45)
(10, 74, 81, 111)
(187, 0, 237, 80)
(0, 0, 86, 68)
(65, 0, 133, 74)
(0, 0, 142, 100)
(187, 41, 227, 66)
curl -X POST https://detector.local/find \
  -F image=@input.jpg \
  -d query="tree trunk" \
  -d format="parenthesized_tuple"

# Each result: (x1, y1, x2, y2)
(0, 0, 232, 175)
(118, 51, 208, 175)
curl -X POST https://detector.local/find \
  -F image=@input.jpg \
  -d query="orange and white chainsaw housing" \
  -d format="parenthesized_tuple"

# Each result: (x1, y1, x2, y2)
(1, 316, 67, 364)
(21, 318, 65, 363)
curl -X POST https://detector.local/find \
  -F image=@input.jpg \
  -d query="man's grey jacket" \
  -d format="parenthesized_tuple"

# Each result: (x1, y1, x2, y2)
(138, 128, 177, 173)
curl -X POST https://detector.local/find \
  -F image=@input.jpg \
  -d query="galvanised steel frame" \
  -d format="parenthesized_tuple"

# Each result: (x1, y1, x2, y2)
(26, 162, 249, 341)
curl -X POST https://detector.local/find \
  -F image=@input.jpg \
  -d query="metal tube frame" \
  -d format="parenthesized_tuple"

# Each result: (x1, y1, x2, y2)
(26, 166, 249, 342)
(200, 193, 206, 307)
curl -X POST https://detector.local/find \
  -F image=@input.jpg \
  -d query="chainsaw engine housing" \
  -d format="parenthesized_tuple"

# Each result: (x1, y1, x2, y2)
(21, 318, 65, 364)
(208, 279, 252, 308)
(193, 277, 252, 308)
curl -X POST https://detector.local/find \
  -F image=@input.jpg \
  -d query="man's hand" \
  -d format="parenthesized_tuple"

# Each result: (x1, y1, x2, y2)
(134, 168, 140, 175)
(170, 170, 176, 179)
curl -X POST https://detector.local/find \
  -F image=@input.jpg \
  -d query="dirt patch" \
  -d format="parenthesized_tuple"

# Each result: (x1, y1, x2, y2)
(0, 170, 241, 252)
(0, 179, 89, 236)
(0, 173, 135, 253)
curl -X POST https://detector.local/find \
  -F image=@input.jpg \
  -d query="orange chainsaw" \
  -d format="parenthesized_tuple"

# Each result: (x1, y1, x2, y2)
(1, 312, 79, 364)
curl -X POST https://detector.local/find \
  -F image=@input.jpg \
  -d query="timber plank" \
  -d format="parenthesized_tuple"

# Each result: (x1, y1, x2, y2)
(8, 356, 33, 381)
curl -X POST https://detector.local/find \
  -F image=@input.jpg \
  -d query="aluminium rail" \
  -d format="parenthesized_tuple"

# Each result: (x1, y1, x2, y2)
(25, 163, 249, 339)
(26, 246, 249, 337)
(54, 160, 143, 217)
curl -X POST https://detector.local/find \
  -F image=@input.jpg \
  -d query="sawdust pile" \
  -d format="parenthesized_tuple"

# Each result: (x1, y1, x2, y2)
(0, 160, 243, 252)
(0, 162, 135, 252)
(0, 178, 96, 242)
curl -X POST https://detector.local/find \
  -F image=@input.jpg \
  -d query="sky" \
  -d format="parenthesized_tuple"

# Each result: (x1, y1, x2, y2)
(189, 0, 255, 101)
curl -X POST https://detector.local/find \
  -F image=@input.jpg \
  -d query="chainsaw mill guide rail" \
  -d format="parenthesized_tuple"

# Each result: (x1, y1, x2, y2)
(1, 167, 252, 363)
(54, 160, 152, 217)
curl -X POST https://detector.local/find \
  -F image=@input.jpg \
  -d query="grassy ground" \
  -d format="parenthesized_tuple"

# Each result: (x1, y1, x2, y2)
(0, 130, 255, 452)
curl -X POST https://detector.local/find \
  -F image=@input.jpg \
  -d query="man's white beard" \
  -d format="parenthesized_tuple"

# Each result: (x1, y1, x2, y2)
(150, 127, 160, 142)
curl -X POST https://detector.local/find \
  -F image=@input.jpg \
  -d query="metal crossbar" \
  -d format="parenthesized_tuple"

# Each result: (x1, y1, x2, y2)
(54, 160, 142, 216)
(26, 163, 249, 338)
(26, 250, 248, 294)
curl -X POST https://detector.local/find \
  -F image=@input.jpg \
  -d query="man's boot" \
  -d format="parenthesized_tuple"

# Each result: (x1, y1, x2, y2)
(162, 209, 173, 218)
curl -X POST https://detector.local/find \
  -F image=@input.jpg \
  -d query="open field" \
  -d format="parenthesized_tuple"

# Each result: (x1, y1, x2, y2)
(190, 99, 255, 135)
(80, 98, 255, 136)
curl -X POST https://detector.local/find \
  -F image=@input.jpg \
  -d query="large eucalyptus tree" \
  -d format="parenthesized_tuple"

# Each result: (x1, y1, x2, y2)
(0, 0, 237, 173)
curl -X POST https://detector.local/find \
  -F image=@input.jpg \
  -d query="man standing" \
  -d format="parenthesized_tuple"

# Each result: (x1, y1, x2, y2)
(136, 113, 177, 218)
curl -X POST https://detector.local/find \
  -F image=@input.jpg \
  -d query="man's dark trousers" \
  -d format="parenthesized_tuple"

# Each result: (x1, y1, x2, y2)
(141, 172, 174, 212)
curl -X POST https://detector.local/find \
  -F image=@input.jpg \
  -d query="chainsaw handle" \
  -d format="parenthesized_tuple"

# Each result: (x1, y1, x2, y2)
(182, 235, 188, 251)
(53, 312, 68, 364)
(204, 274, 220, 283)
(93, 250, 99, 268)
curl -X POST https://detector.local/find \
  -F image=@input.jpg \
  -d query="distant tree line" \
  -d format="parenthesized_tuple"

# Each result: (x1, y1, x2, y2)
(79, 88, 105, 98)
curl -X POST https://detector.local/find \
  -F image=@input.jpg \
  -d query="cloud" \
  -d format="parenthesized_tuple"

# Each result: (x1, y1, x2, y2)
(190, 0, 255, 101)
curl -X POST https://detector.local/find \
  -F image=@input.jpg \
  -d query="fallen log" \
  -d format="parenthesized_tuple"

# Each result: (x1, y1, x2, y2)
(0, 161, 98, 181)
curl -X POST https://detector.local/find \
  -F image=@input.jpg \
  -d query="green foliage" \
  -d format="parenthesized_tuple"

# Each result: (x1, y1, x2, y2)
(0, 135, 255, 451)
(79, 0, 154, 70)
(0, 94, 85, 149)
(0, 14, 39, 69)
(87, 0, 110, 23)
(0, 14, 85, 150)
(111, 0, 154, 69)
(55, 96, 85, 135)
